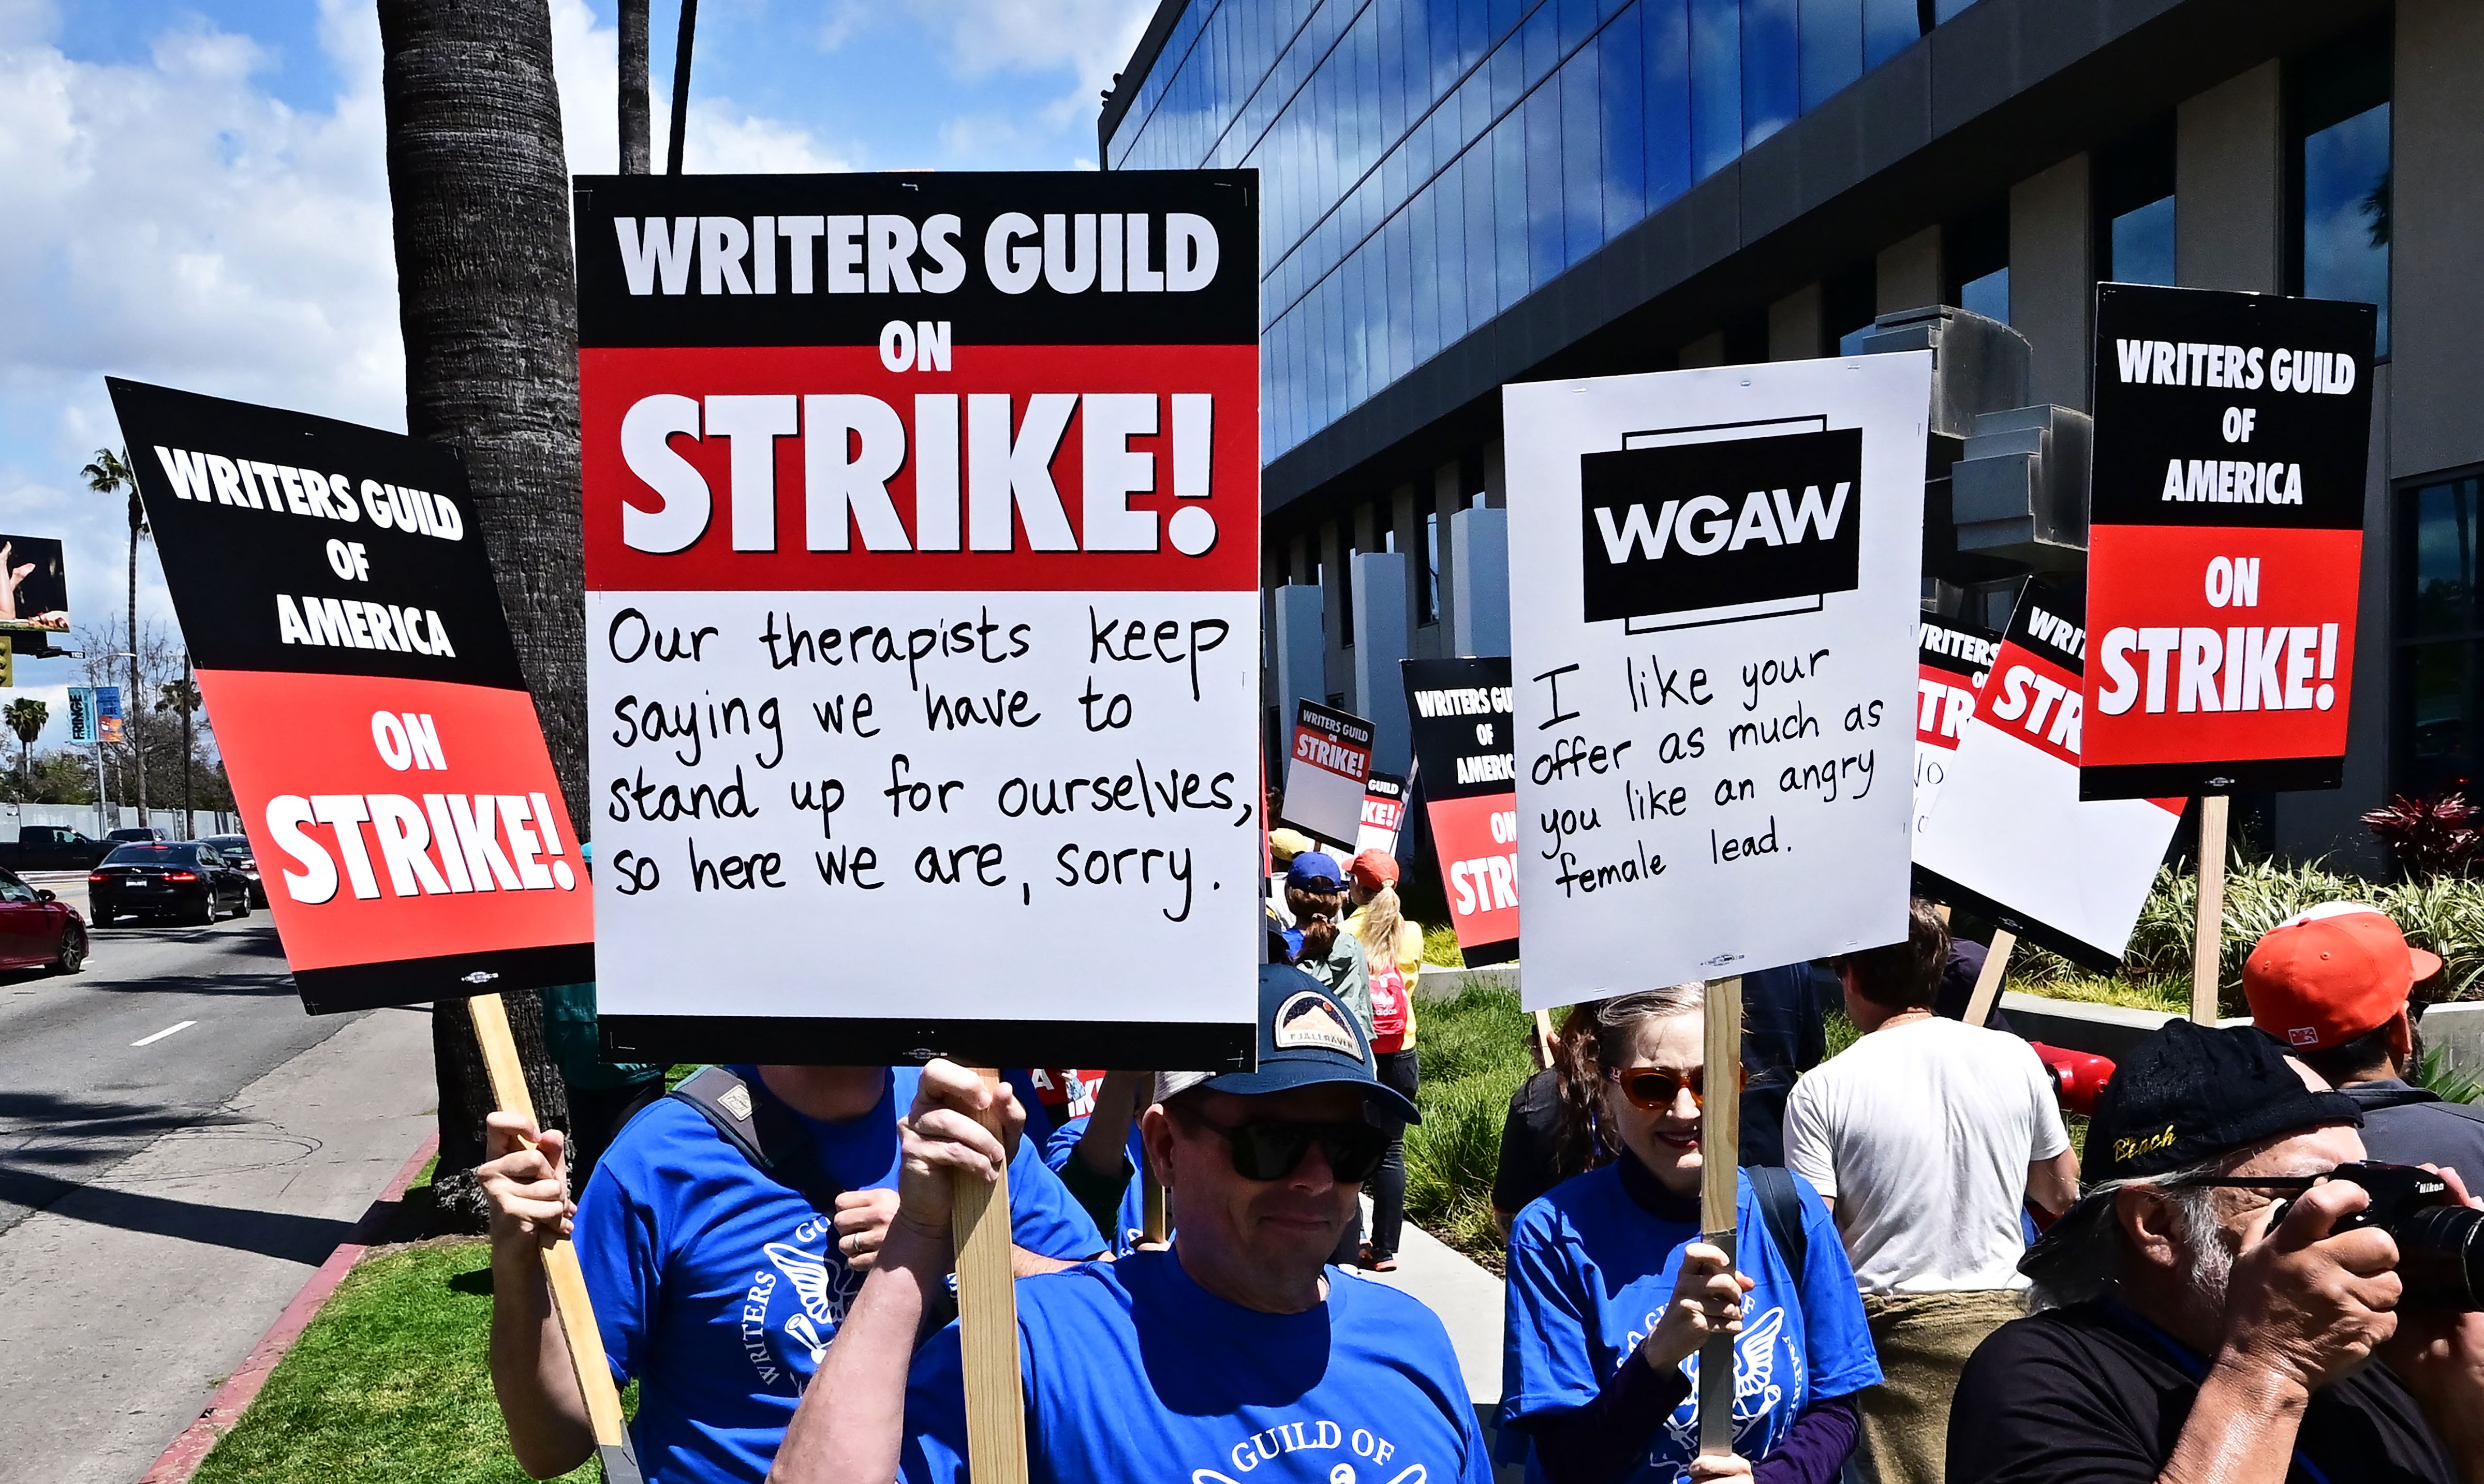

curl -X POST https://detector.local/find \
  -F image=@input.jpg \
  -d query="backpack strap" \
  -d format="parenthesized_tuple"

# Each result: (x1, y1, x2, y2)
(668, 1065, 846, 1214)
(1748, 1164, 1810, 1279)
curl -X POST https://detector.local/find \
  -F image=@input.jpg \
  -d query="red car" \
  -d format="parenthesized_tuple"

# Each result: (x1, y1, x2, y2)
(0, 865, 87, 973)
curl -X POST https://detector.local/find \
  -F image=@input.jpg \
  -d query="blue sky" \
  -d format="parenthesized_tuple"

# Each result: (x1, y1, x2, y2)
(0, 0, 1155, 747)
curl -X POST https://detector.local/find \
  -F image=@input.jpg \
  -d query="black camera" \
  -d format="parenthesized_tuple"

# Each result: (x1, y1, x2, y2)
(2272, 1162, 2484, 1311)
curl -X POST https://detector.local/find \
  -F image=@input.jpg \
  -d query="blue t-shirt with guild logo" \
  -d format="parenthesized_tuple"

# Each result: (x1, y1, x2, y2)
(1499, 1164, 1879, 1483)
(1041, 1112, 1149, 1254)
(574, 1065, 1106, 1484)
(901, 1248, 1493, 1484)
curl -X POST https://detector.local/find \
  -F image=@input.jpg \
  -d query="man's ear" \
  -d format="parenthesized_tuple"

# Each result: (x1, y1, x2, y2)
(2116, 1185, 2183, 1272)
(1139, 1104, 1177, 1189)
(2389, 1008, 2416, 1072)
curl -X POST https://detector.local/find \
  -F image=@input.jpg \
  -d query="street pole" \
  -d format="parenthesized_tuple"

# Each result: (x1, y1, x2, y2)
(181, 651, 195, 840)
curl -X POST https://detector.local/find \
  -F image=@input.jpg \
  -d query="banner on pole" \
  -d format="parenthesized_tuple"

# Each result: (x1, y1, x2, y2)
(106, 378, 594, 1013)
(1401, 657, 1518, 967)
(2080, 284, 2376, 799)
(1504, 355, 1930, 1006)
(66, 686, 95, 745)
(1915, 580, 2184, 971)
(573, 170, 1263, 1067)
(95, 686, 124, 745)
(1914, 616, 1998, 840)
(1281, 698, 1375, 850)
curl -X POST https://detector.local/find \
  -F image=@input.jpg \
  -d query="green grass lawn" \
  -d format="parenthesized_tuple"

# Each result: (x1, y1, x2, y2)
(193, 1239, 617, 1484)
(1403, 981, 1538, 1270)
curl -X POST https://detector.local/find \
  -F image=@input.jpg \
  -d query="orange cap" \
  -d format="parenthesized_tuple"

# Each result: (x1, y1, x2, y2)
(1348, 849, 1400, 893)
(2242, 902, 2441, 1051)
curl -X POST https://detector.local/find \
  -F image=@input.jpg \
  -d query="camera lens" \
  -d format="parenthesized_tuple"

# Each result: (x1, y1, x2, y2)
(2392, 1201, 2484, 1312)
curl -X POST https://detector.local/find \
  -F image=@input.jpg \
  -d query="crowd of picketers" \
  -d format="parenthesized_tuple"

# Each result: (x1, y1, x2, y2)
(479, 838, 2484, 1484)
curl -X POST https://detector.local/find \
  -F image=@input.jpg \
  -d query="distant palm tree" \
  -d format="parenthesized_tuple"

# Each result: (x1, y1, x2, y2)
(4, 696, 45, 788)
(80, 447, 147, 820)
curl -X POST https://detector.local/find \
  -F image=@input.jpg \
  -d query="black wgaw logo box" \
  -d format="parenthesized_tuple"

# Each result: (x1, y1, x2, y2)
(1579, 419, 1862, 630)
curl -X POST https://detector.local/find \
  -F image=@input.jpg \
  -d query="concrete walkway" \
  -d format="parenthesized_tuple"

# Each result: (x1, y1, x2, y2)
(1347, 1200, 1526, 1480)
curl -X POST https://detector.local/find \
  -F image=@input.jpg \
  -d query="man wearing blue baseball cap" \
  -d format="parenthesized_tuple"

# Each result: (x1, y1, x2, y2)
(769, 963, 1491, 1484)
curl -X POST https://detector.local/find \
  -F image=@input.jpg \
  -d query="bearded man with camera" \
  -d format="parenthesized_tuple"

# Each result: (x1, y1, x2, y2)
(1947, 1017, 2484, 1484)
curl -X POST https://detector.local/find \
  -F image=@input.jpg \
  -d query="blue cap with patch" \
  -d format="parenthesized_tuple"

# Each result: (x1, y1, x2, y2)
(1160, 964, 1420, 1124)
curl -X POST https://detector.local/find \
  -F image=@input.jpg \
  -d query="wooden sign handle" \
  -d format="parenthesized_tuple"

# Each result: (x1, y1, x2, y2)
(1142, 1165, 1169, 1246)
(2192, 795, 2229, 1025)
(1697, 975, 1743, 1457)
(952, 1069, 1028, 1484)
(1963, 930, 2015, 1029)
(1534, 1006, 1558, 1071)
(469, 993, 644, 1484)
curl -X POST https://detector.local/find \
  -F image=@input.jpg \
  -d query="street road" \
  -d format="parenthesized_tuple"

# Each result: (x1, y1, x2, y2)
(0, 872, 438, 1483)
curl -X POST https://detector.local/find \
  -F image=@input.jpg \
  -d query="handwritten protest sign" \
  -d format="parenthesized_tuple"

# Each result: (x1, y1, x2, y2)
(573, 171, 1261, 1067)
(106, 378, 593, 1012)
(1503, 356, 1930, 1004)
(1280, 699, 1375, 850)
(1914, 616, 1998, 839)
(2081, 284, 2376, 799)
(1401, 657, 1518, 966)
(1915, 580, 2183, 970)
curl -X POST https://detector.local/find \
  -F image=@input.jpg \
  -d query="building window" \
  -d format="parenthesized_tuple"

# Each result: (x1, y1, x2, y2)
(2095, 118, 2176, 286)
(2396, 472, 2484, 800)
(2290, 23, 2391, 358)
(1946, 201, 2009, 324)
(1826, 259, 1877, 355)
(1421, 511, 1441, 626)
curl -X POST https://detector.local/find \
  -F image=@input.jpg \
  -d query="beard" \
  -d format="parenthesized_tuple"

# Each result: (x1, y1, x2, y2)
(2167, 1186, 2237, 1313)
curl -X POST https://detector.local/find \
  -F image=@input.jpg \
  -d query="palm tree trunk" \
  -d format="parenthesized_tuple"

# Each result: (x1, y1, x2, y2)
(619, 0, 651, 173)
(378, 0, 576, 1231)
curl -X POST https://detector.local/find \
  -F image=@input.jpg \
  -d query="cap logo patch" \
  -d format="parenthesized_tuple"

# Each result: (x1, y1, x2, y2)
(1273, 991, 1362, 1057)
(2113, 1123, 2178, 1164)
(2287, 1026, 2320, 1047)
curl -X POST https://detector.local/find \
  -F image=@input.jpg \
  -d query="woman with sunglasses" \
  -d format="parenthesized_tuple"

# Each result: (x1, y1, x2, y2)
(1500, 985, 1879, 1484)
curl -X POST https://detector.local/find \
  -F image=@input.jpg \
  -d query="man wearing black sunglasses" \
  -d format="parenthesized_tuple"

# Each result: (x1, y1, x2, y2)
(771, 963, 1495, 1484)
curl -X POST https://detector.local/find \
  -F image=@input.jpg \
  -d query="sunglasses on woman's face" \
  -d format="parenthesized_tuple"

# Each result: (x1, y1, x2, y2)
(1605, 1064, 1743, 1112)
(1178, 1110, 1392, 1182)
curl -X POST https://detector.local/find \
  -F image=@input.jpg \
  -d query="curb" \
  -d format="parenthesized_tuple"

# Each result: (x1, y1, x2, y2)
(137, 1130, 442, 1484)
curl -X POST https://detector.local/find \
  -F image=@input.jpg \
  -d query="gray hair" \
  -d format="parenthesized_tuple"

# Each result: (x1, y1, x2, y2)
(2025, 1159, 2224, 1312)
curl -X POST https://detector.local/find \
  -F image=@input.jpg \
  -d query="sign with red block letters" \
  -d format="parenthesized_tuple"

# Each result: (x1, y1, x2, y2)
(107, 378, 594, 1013)
(2081, 284, 2377, 800)
(1913, 615, 1998, 841)
(573, 171, 1262, 1067)
(1401, 657, 1519, 967)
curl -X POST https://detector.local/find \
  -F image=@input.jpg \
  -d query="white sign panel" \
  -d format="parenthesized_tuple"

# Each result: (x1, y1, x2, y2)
(1505, 355, 1930, 1006)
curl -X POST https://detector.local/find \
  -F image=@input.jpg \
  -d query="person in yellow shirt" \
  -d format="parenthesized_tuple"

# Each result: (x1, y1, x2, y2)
(1346, 849, 1424, 1271)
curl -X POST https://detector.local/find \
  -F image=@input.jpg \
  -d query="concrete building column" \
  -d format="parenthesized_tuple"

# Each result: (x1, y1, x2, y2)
(2390, 0, 2484, 478)
(2175, 62, 2282, 292)
(1273, 584, 1325, 735)
(1877, 226, 1942, 313)
(2009, 154, 2094, 410)
(1679, 330, 1726, 367)
(1432, 460, 1462, 656)
(1352, 551, 1413, 774)
(1769, 284, 1825, 360)
(1452, 506, 1510, 658)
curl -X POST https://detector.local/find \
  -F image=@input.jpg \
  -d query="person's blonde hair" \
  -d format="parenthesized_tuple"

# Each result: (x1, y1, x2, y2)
(1354, 882, 1403, 961)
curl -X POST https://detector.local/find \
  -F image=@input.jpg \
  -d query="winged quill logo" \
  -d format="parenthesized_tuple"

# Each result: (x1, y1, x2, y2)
(765, 1240, 866, 1371)
(1657, 1306, 1797, 1467)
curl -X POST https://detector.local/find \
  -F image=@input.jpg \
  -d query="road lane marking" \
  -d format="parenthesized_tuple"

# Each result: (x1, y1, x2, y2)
(131, 1020, 198, 1047)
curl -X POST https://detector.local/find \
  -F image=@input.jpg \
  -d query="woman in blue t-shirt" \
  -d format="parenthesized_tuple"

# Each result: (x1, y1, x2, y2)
(1500, 984, 1881, 1484)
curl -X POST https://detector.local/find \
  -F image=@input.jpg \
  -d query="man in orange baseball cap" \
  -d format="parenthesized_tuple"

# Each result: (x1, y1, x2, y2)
(2243, 901, 2484, 1174)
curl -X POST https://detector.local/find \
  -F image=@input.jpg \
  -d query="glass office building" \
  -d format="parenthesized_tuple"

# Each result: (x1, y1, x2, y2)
(1102, 1, 2483, 865)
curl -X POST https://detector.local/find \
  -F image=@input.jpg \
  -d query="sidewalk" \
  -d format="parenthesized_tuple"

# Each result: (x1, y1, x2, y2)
(0, 1005, 437, 1484)
(1349, 1201, 1525, 1480)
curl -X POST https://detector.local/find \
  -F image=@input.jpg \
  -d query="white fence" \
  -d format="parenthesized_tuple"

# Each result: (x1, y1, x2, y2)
(0, 801, 242, 841)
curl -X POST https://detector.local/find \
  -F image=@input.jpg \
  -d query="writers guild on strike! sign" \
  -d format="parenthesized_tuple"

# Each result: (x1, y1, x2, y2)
(573, 171, 1264, 1062)
(1401, 658, 1519, 965)
(2080, 284, 2376, 799)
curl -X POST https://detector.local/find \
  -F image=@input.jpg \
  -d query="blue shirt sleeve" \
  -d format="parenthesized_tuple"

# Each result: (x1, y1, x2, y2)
(1786, 1171, 1882, 1401)
(1041, 1114, 1090, 1173)
(1008, 1133, 1107, 1259)
(1499, 1199, 1603, 1429)
(571, 1101, 684, 1386)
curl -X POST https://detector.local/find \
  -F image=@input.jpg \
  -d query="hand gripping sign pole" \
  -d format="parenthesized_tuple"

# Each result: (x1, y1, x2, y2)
(952, 1069, 1028, 1484)
(1697, 975, 1742, 1457)
(2192, 796, 2230, 1025)
(469, 993, 644, 1484)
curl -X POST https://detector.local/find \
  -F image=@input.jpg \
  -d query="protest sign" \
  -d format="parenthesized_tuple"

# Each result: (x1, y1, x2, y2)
(1914, 617, 1997, 840)
(0, 534, 68, 634)
(1280, 698, 1375, 850)
(1354, 773, 1407, 857)
(107, 378, 593, 1013)
(1401, 656, 1518, 966)
(1503, 355, 1930, 1005)
(2081, 284, 2377, 799)
(1914, 580, 2183, 971)
(573, 170, 1261, 1068)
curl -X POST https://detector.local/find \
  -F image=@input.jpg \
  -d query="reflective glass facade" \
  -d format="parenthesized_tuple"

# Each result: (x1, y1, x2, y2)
(1105, 0, 1934, 462)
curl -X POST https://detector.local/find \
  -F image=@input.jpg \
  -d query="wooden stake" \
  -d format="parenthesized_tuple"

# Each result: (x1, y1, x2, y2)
(1142, 1166, 1169, 1246)
(1963, 930, 2015, 1029)
(468, 993, 643, 1484)
(1697, 975, 1743, 1458)
(2192, 795, 2229, 1025)
(952, 1069, 1028, 1484)
(1534, 1006, 1558, 1071)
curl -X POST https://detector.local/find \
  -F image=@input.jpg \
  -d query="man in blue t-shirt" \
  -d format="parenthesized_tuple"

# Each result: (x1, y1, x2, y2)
(476, 1063, 1105, 1483)
(767, 965, 1493, 1484)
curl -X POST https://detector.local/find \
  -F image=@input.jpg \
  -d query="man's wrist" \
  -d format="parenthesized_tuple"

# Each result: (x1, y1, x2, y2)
(2202, 1346, 2316, 1417)
(884, 1214, 957, 1269)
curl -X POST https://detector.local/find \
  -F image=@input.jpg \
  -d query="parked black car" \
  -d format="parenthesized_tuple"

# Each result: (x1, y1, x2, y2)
(199, 834, 267, 907)
(0, 825, 111, 871)
(88, 842, 254, 927)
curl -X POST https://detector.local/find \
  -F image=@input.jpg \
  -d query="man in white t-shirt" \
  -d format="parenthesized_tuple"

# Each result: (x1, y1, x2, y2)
(1784, 900, 2079, 1484)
